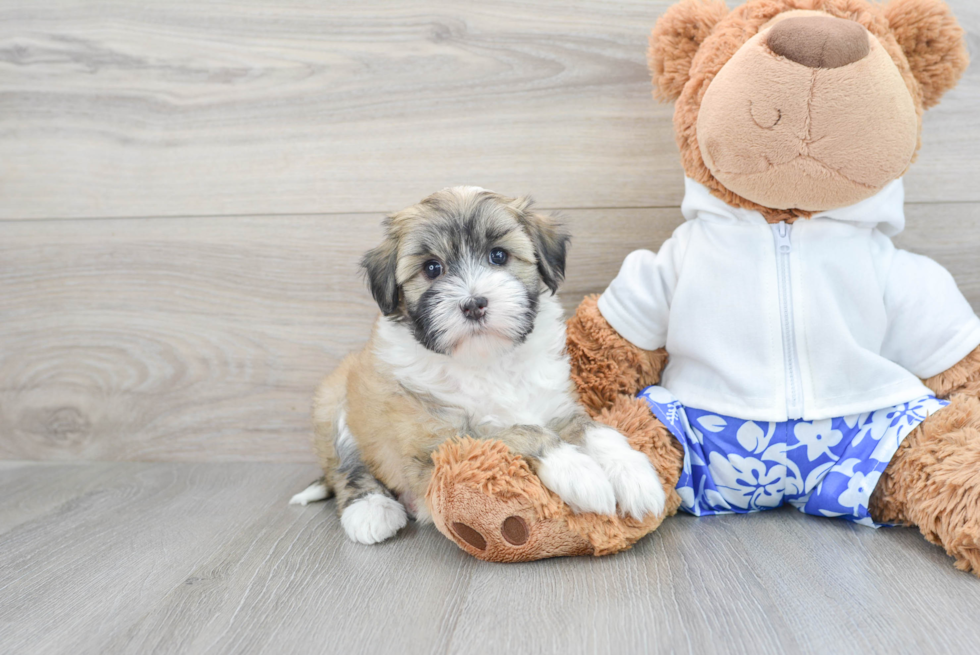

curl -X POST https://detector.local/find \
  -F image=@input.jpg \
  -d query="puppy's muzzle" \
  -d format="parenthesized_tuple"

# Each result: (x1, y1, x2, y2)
(461, 296, 488, 321)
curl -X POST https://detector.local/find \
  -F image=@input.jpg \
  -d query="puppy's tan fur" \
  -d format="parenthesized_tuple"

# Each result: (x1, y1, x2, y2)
(314, 329, 594, 521)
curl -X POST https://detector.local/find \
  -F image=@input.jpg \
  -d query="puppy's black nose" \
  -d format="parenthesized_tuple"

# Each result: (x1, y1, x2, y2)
(461, 296, 488, 320)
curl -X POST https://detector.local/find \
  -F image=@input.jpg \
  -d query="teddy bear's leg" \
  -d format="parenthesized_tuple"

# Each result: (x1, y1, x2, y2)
(426, 437, 594, 562)
(426, 393, 685, 562)
(870, 393, 980, 575)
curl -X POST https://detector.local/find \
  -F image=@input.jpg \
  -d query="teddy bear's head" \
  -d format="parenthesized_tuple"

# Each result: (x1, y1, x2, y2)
(650, 0, 969, 220)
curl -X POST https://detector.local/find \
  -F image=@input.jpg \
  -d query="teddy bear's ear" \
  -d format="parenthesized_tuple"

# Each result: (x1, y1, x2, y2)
(885, 0, 970, 109)
(648, 0, 729, 101)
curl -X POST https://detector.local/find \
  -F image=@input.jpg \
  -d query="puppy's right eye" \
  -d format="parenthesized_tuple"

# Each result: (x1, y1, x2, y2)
(422, 260, 443, 280)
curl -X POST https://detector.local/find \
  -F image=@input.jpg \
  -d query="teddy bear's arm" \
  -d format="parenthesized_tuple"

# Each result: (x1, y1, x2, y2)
(566, 295, 668, 417)
(922, 345, 980, 399)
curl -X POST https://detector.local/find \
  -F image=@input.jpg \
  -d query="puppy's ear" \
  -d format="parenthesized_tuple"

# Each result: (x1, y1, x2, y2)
(513, 197, 570, 295)
(885, 0, 969, 109)
(361, 222, 400, 315)
(648, 0, 729, 101)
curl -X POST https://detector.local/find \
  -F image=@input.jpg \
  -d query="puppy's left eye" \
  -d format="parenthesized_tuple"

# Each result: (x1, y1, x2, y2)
(422, 260, 443, 280)
(489, 248, 508, 266)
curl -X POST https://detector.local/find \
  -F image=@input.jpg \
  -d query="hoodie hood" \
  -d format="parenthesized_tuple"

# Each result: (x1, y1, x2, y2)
(681, 178, 906, 237)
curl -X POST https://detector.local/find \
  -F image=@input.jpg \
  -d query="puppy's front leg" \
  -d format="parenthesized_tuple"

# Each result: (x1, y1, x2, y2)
(567, 415, 666, 520)
(492, 424, 616, 516)
(331, 419, 407, 545)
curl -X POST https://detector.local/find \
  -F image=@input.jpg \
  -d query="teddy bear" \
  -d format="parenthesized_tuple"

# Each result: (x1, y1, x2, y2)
(425, 0, 980, 574)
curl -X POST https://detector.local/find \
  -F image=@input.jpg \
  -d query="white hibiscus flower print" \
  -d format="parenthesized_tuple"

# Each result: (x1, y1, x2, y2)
(836, 470, 882, 515)
(793, 420, 844, 461)
(851, 408, 898, 448)
(736, 420, 776, 455)
(708, 452, 784, 510)
(697, 415, 728, 433)
(840, 412, 865, 430)
(676, 485, 696, 510)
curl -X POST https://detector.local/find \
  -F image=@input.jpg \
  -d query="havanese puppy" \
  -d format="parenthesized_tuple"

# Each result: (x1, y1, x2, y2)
(290, 187, 665, 544)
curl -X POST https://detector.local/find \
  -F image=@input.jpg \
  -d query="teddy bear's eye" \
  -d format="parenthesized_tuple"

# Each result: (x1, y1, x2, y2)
(749, 101, 782, 130)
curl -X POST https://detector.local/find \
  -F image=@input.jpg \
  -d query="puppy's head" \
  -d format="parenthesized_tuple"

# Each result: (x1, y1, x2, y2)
(362, 186, 569, 357)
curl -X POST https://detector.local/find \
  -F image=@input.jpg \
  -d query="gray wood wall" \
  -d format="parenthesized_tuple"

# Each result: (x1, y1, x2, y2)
(2, 1, 978, 463)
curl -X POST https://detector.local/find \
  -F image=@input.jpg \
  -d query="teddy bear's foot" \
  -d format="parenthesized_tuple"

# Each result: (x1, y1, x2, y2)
(425, 396, 685, 562)
(947, 522, 980, 575)
(871, 393, 980, 576)
(426, 438, 593, 562)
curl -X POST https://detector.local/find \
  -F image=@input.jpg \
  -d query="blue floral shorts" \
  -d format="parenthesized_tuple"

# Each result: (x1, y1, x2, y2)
(639, 386, 949, 527)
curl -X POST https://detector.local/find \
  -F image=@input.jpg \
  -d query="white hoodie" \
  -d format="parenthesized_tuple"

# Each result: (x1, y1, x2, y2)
(598, 178, 980, 422)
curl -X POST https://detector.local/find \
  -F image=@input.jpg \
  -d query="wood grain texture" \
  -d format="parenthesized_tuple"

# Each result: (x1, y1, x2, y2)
(0, 0, 978, 219)
(2, 204, 978, 462)
(0, 207, 679, 462)
(2, 461, 980, 655)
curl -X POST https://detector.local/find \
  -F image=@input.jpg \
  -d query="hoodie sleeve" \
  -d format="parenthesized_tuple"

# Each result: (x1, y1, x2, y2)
(596, 232, 687, 351)
(880, 241, 980, 379)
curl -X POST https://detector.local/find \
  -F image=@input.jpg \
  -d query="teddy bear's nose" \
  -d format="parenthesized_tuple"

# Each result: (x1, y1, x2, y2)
(767, 15, 870, 69)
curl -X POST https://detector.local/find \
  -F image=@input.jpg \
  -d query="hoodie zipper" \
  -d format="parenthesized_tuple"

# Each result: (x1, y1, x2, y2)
(773, 222, 804, 419)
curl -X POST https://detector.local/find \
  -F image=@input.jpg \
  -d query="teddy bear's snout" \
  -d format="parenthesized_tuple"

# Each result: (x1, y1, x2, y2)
(695, 10, 919, 212)
(767, 15, 870, 69)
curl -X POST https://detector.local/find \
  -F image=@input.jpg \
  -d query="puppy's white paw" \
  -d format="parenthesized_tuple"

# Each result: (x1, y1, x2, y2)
(341, 494, 408, 545)
(538, 442, 616, 516)
(585, 426, 666, 520)
(289, 480, 329, 506)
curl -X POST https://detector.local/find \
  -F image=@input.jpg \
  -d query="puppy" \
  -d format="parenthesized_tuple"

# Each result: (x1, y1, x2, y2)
(290, 187, 665, 544)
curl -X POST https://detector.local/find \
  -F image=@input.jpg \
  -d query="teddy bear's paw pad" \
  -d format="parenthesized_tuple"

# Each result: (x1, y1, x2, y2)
(451, 522, 487, 551)
(341, 493, 408, 545)
(501, 516, 529, 546)
(431, 480, 593, 561)
(585, 425, 666, 520)
(538, 442, 616, 516)
(452, 517, 539, 551)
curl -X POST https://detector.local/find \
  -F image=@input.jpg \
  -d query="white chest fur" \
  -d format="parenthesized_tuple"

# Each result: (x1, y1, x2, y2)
(373, 294, 580, 429)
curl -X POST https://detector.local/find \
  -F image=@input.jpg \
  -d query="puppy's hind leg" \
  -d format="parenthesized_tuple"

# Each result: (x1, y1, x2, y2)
(290, 477, 332, 506)
(292, 358, 352, 507)
(333, 418, 408, 545)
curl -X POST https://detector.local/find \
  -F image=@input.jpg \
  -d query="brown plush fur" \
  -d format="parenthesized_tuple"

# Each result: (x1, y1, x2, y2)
(923, 345, 980, 399)
(566, 294, 669, 416)
(649, 0, 731, 101)
(885, 0, 970, 109)
(653, 0, 967, 221)
(427, 438, 593, 562)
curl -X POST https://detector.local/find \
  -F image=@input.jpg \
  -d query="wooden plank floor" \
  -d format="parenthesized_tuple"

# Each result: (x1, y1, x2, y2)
(2, 461, 980, 655)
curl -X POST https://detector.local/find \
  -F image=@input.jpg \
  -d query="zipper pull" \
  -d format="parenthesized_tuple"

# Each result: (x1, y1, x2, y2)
(774, 221, 792, 254)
